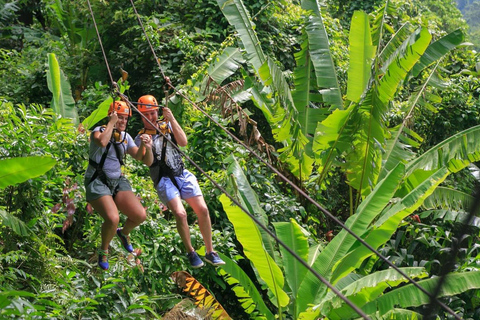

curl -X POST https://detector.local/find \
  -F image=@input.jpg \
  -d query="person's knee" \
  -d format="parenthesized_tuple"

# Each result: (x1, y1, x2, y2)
(196, 206, 209, 218)
(138, 208, 147, 223)
(105, 213, 120, 226)
(173, 209, 188, 221)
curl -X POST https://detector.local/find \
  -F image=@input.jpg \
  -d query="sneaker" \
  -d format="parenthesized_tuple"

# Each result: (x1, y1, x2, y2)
(98, 250, 109, 270)
(205, 252, 225, 266)
(117, 228, 134, 253)
(187, 251, 204, 268)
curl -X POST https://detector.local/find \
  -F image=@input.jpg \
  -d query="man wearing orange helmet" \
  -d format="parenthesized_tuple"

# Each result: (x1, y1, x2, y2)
(84, 100, 152, 270)
(135, 94, 225, 268)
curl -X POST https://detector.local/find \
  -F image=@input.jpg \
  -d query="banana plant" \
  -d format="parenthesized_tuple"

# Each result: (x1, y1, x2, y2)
(210, 0, 480, 318)
(219, 122, 480, 318)
(46, 53, 78, 124)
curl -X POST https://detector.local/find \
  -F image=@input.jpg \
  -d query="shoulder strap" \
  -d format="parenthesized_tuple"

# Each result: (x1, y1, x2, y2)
(88, 142, 112, 185)
(158, 133, 181, 190)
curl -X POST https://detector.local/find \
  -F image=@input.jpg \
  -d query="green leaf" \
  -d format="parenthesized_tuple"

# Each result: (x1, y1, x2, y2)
(273, 220, 309, 305)
(217, 254, 275, 319)
(217, 0, 265, 72)
(412, 29, 465, 77)
(219, 194, 289, 308)
(301, 0, 343, 109)
(405, 124, 480, 177)
(82, 97, 113, 130)
(376, 27, 432, 105)
(82, 80, 128, 130)
(46, 53, 78, 124)
(346, 11, 375, 103)
(320, 267, 428, 319)
(207, 47, 245, 84)
(295, 163, 405, 315)
(0, 209, 32, 236)
(362, 271, 480, 316)
(422, 186, 474, 211)
(0, 156, 56, 189)
(331, 168, 449, 283)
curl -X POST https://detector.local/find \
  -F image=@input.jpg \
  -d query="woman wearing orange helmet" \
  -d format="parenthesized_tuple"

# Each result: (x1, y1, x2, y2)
(135, 95, 225, 268)
(84, 100, 152, 270)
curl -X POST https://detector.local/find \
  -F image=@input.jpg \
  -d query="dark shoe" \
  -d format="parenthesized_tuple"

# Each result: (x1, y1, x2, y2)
(187, 251, 204, 268)
(117, 228, 134, 253)
(205, 251, 225, 266)
(98, 250, 109, 270)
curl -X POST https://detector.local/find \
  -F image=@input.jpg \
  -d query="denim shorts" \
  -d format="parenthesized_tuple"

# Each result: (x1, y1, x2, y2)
(156, 169, 203, 204)
(85, 175, 132, 201)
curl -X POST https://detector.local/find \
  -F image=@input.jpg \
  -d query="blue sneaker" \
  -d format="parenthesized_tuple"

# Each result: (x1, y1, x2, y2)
(187, 251, 204, 268)
(117, 228, 134, 253)
(205, 252, 225, 266)
(98, 250, 109, 270)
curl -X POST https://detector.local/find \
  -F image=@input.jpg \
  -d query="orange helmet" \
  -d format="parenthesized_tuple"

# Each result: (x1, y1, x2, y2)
(109, 100, 132, 116)
(138, 95, 159, 113)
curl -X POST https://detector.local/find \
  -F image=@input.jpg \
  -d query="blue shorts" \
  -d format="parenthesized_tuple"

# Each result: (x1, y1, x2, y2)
(156, 169, 202, 204)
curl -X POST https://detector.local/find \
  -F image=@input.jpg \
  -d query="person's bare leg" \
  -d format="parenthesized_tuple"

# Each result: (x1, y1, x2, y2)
(114, 190, 147, 235)
(90, 195, 119, 250)
(185, 196, 214, 253)
(168, 196, 194, 252)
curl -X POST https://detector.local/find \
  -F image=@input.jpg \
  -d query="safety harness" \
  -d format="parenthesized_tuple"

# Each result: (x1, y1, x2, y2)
(87, 127, 126, 186)
(139, 125, 184, 191)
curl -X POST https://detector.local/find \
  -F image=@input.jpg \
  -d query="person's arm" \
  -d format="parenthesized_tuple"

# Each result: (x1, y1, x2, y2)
(134, 134, 154, 166)
(92, 111, 117, 147)
(163, 107, 187, 147)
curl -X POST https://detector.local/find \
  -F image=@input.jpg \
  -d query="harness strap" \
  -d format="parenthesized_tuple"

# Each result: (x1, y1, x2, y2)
(88, 142, 112, 185)
(160, 136, 181, 191)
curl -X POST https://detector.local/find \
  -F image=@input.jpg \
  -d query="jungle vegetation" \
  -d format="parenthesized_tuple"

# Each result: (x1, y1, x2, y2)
(1, 0, 480, 319)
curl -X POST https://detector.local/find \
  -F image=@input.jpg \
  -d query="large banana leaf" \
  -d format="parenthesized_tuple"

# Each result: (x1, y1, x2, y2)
(405, 124, 480, 176)
(362, 271, 480, 316)
(292, 37, 331, 155)
(345, 27, 432, 196)
(207, 47, 245, 84)
(300, 0, 343, 109)
(295, 163, 405, 316)
(225, 154, 275, 258)
(379, 125, 421, 181)
(217, 254, 274, 319)
(422, 186, 474, 211)
(344, 94, 384, 197)
(411, 29, 465, 77)
(376, 27, 431, 105)
(320, 267, 428, 319)
(216, 0, 265, 72)
(331, 168, 449, 283)
(219, 194, 289, 308)
(273, 219, 309, 311)
(0, 156, 56, 189)
(400, 124, 480, 196)
(46, 53, 78, 124)
(378, 22, 415, 74)
(346, 11, 375, 103)
(194, 47, 245, 102)
(312, 104, 356, 186)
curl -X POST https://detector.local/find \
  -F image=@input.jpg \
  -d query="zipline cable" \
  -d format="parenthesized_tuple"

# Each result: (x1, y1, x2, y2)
(126, 2, 462, 318)
(86, 0, 115, 87)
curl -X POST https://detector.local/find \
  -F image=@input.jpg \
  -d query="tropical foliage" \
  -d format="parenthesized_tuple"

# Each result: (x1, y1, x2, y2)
(1, 0, 480, 319)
